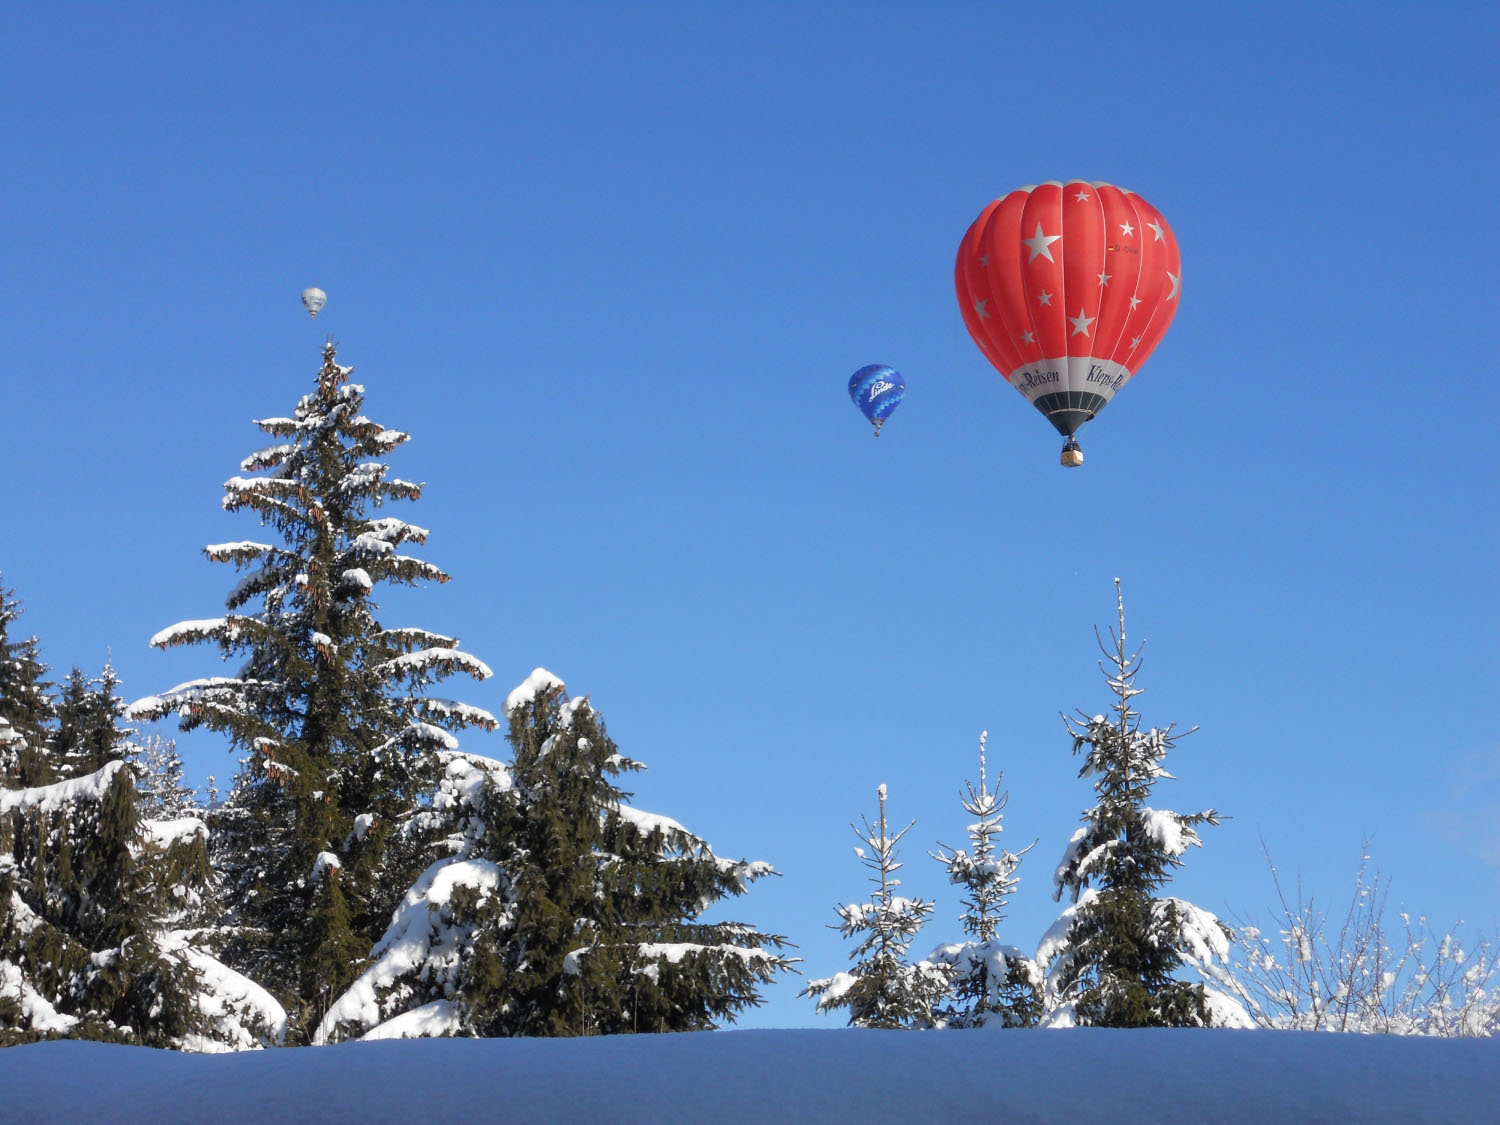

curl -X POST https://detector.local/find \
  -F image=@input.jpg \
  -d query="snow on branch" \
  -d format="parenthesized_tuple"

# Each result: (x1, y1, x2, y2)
(374, 722, 461, 757)
(221, 475, 300, 501)
(255, 415, 316, 437)
(383, 555, 452, 585)
(337, 569, 374, 596)
(141, 816, 209, 850)
(148, 617, 256, 650)
(349, 533, 397, 557)
(313, 857, 505, 1045)
(0, 760, 130, 818)
(1140, 807, 1204, 859)
(369, 428, 408, 451)
(1159, 897, 1235, 970)
(379, 648, 493, 682)
(339, 463, 387, 494)
(583, 942, 789, 984)
(616, 805, 696, 847)
(161, 933, 288, 1049)
(363, 1000, 461, 1041)
(715, 858, 777, 892)
(125, 677, 245, 722)
(222, 490, 300, 523)
(380, 627, 457, 651)
(1036, 887, 1100, 987)
(413, 698, 500, 730)
(361, 517, 430, 546)
(311, 852, 343, 882)
(239, 444, 296, 472)
(203, 540, 275, 564)
(379, 478, 423, 501)
(0, 957, 79, 1036)
(504, 668, 565, 716)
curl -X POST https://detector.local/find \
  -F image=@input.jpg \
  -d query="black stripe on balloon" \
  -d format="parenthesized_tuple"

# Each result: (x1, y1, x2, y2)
(1032, 390, 1109, 436)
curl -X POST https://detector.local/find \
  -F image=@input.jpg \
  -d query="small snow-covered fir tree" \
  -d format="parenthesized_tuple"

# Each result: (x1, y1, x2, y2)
(804, 785, 953, 1029)
(50, 664, 130, 781)
(927, 731, 1041, 1028)
(314, 669, 794, 1042)
(127, 732, 199, 819)
(128, 343, 496, 1042)
(0, 580, 54, 789)
(1038, 581, 1244, 1028)
(2, 659, 283, 1048)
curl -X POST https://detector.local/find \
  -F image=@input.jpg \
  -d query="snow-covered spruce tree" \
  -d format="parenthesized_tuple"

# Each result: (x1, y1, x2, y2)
(128, 732, 199, 820)
(1, 662, 282, 1048)
(0, 580, 54, 789)
(804, 784, 953, 1028)
(127, 342, 496, 1043)
(927, 731, 1042, 1028)
(1038, 581, 1245, 1028)
(315, 669, 794, 1041)
(50, 664, 132, 782)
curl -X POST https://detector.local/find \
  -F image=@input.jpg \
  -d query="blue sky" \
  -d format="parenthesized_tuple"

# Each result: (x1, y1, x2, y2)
(2, 2, 1496, 1029)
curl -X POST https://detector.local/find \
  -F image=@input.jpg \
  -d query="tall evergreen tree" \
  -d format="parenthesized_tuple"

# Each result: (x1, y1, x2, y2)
(803, 785, 953, 1028)
(315, 669, 794, 1042)
(1037, 581, 1238, 1028)
(928, 731, 1041, 1028)
(128, 342, 495, 1042)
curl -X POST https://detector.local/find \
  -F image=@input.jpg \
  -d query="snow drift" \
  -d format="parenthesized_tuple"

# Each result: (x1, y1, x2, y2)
(1, 1029, 1495, 1124)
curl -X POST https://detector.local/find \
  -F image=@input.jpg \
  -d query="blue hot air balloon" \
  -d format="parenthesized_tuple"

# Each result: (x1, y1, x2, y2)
(848, 364, 905, 437)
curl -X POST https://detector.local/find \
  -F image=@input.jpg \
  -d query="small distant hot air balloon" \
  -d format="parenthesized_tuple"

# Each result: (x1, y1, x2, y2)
(301, 287, 327, 319)
(955, 181, 1181, 466)
(848, 364, 906, 437)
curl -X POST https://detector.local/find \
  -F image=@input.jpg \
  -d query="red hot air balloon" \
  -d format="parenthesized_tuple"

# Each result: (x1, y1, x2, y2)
(955, 182, 1181, 466)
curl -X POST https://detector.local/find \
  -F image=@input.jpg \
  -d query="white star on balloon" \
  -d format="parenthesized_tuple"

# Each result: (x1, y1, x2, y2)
(1069, 308, 1095, 336)
(1129, 295, 1141, 311)
(1037, 290, 1053, 306)
(1021, 330, 1035, 345)
(1098, 270, 1111, 287)
(1166, 270, 1180, 300)
(1119, 220, 1135, 237)
(974, 299, 991, 319)
(1130, 334, 1143, 348)
(1148, 219, 1165, 242)
(1022, 222, 1062, 263)
(1074, 188, 1090, 202)
(980, 255, 989, 268)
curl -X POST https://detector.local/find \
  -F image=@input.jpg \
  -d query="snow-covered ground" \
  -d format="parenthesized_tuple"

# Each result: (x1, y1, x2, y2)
(1, 1029, 1496, 1123)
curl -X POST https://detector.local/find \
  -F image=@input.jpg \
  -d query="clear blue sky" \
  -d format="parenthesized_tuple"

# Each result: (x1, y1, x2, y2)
(3, 2, 1496, 1029)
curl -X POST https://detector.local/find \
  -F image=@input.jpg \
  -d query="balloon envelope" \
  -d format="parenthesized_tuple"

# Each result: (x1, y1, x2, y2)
(301, 287, 327, 318)
(848, 364, 905, 430)
(955, 181, 1180, 437)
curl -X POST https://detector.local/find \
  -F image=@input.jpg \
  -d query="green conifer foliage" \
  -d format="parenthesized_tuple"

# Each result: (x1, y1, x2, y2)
(129, 344, 495, 1042)
(313, 671, 793, 1042)
(51, 665, 131, 781)
(929, 732, 1042, 1028)
(0, 759, 213, 1045)
(128, 733, 199, 819)
(1040, 581, 1233, 1028)
(473, 681, 795, 1036)
(804, 785, 954, 1029)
